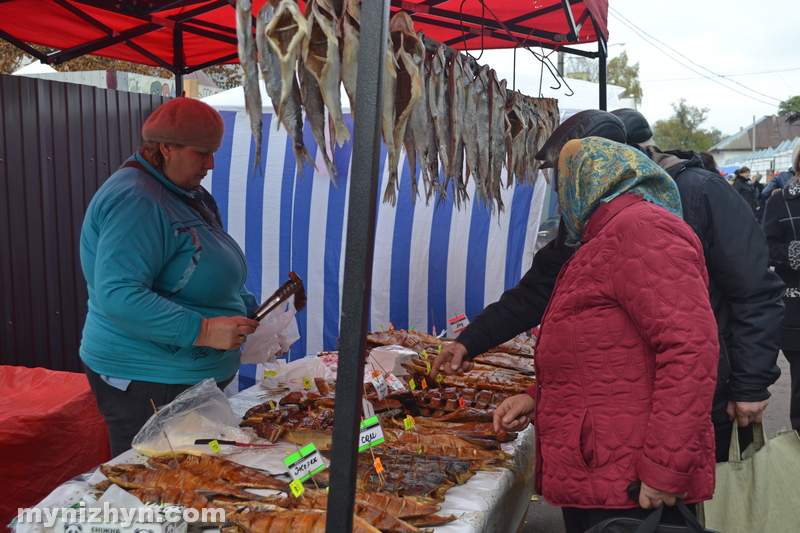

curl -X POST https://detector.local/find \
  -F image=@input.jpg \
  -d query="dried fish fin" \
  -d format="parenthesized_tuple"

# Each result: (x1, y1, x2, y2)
(303, 0, 350, 150)
(236, 0, 262, 175)
(264, 0, 308, 123)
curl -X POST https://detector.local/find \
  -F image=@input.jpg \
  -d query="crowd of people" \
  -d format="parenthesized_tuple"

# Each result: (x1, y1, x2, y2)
(79, 97, 799, 532)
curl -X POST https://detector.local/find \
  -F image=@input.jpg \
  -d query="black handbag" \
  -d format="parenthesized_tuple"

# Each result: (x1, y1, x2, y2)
(584, 483, 721, 533)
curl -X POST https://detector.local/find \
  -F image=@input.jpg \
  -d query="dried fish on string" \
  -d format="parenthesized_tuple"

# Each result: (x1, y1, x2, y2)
(445, 52, 468, 206)
(506, 91, 529, 186)
(473, 65, 491, 207)
(488, 69, 510, 211)
(338, 0, 360, 115)
(256, 1, 315, 176)
(303, 0, 350, 151)
(402, 30, 429, 202)
(299, 63, 338, 180)
(384, 11, 424, 206)
(422, 52, 442, 202)
(236, 0, 262, 174)
(428, 45, 451, 203)
(462, 58, 480, 192)
(264, 0, 307, 122)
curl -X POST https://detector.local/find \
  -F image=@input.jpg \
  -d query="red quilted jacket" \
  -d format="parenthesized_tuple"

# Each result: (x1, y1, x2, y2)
(525, 194, 718, 508)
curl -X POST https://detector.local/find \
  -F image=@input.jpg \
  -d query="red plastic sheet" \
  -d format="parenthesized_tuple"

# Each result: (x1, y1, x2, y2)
(0, 367, 110, 528)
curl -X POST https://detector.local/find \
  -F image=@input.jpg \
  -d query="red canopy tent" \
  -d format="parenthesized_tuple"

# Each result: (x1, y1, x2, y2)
(0, 0, 609, 80)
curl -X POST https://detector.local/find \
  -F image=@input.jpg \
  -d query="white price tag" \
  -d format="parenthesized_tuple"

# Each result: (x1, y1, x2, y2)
(385, 373, 406, 391)
(362, 397, 375, 419)
(448, 313, 470, 335)
(284, 443, 326, 482)
(370, 374, 389, 400)
(358, 416, 386, 451)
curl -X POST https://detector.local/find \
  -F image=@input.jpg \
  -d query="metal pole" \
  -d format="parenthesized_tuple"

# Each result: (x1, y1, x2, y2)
(598, 42, 607, 110)
(173, 23, 183, 96)
(325, 0, 390, 530)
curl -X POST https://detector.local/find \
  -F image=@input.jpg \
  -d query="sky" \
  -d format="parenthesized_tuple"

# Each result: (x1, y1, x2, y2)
(476, 0, 800, 138)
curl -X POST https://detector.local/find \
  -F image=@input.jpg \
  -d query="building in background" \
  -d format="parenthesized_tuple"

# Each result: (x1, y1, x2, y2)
(710, 115, 800, 177)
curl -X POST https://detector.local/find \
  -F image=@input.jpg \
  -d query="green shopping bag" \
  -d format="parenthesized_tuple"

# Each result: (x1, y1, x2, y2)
(699, 423, 800, 532)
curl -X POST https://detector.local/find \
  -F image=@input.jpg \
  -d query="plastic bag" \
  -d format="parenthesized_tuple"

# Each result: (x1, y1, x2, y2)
(241, 300, 300, 364)
(275, 357, 334, 392)
(131, 378, 255, 456)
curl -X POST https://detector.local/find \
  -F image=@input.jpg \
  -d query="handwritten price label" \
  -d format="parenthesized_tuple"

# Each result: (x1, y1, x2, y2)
(404, 415, 416, 430)
(208, 440, 221, 453)
(370, 373, 388, 401)
(358, 416, 386, 452)
(385, 373, 406, 391)
(448, 314, 470, 335)
(284, 443, 327, 482)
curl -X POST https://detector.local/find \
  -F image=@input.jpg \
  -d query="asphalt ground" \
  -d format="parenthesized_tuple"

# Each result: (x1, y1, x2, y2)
(518, 352, 794, 533)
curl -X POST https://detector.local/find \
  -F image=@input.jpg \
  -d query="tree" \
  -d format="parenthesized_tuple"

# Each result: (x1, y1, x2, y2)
(778, 95, 800, 116)
(651, 99, 724, 152)
(565, 51, 643, 107)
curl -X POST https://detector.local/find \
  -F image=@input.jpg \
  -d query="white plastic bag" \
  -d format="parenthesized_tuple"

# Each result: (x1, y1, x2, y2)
(241, 300, 300, 364)
(131, 378, 255, 455)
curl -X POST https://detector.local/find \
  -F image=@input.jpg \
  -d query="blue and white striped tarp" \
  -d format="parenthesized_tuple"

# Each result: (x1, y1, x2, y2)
(203, 90, 546, 390)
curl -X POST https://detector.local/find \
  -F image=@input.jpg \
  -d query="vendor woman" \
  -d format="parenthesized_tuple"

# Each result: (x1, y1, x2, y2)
(79, 98, 260, 456)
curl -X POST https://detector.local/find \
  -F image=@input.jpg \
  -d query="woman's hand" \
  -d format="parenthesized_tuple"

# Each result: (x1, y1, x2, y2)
(493, 393, 536, 433)
(429, 341, 474, 379)
(195, 316, 259, 350)
(638, 481, 687, 509)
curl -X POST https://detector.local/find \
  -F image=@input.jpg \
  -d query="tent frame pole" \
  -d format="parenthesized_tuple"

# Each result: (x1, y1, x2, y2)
(325, 0, 390, 530)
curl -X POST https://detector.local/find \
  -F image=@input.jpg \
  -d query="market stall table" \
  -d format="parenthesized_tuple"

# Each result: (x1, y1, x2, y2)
(17, 382, 535, 533)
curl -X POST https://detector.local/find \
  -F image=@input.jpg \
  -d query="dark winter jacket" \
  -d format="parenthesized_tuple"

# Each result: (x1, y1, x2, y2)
(527, 194, 718, 508)
(457, 148, 784, 428)
(761, 168, 795, 201)
(732, 175, 758, 216)
(763, 176, 800, 349)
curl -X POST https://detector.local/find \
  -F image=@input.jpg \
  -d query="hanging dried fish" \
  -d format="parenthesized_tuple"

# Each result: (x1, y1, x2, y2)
(525, 97, 544, 183)
(299, 62, 338, 180)
(423, 52, 442, 202)
(339, 0, 360, 115)
(264, 0, 307, 123)
(384, 11, 424, 206)
(488, 69, 509, 211)
(402, 32, 429, 202)
(381, 38, 398, 197)
(473, 65, 491, 207)
(236, 0, 262, 173)
(445, 52, 468, 206)
(256, 2, 315, 175)
(429, 45, 450, 203)
(506, 91, 528, 186)
(303, 0, 350, 151)
(462, 60, 479, 190)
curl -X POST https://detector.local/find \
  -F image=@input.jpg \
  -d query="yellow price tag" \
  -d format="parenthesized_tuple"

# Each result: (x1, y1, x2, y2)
(326, 486, 330, 493)
(425, 362, 431, 373)
(290, 479, 305, 497)
(404, 415, 416, 430)
(408, 378, 416, 390)
(422, 349, 428, 360)
(269, 400, 276, 410)
(436, 373, 443, 383)
(421, 378, 428, 390)
(302, 377, 312, 389)
(437, 345, 442, 354)
(208, 439, 221, 453)
(374, 457, 384, 474)
(263, 370, 277, 379)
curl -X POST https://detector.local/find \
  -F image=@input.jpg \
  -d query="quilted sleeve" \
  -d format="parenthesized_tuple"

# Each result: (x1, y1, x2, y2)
(609, 209, 719, 494)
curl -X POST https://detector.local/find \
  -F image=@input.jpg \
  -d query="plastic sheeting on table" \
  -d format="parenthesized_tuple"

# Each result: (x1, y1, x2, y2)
(1, 366, 111, 527)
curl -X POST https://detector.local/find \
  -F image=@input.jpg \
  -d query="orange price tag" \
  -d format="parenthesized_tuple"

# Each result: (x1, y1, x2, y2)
(459, 397, 465, 408)
(372, 371, 381, 379)
(389, 322, 394, 330)
(421, 378, 428, 390)
(374, 457, 384, 474)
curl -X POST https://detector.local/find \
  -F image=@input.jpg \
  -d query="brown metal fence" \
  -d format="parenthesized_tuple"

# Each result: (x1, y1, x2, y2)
(0, 73, 168, 372)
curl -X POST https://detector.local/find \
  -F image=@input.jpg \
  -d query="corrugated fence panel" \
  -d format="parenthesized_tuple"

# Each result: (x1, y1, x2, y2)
(0, 74, 167, 372)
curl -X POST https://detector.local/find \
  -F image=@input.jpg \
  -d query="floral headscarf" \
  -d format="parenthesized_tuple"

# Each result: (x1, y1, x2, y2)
(557, 137, 682, 247)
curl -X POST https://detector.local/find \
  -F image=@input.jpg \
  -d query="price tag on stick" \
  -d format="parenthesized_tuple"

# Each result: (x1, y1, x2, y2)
(385, 373, 406, 391)
(370, 374, 388, 401)
(284, 443, 327, 482)
(448, 314, 470, 335)
(358, 416, 386, 452)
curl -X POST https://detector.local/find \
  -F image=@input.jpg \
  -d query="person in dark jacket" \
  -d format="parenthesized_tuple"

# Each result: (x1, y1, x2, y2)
(762, 165, 797, 201)
(752, 172, 766, 222)
(731, 166, 758, 217)
(762, 141, 800, 432)
(431, 108, 785, 463)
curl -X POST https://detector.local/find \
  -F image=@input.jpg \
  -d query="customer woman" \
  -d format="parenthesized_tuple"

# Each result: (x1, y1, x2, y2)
(762, 143, 800, 432)
(80, 98, 260, 456)
(494, 137, 719, 533)
(732, 166, 758, 217)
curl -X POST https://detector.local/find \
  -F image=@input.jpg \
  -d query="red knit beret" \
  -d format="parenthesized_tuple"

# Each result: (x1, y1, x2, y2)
(142, 98, 225, 149)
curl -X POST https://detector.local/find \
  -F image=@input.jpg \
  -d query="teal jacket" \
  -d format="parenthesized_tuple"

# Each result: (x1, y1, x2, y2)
(79, 153, 257, 384)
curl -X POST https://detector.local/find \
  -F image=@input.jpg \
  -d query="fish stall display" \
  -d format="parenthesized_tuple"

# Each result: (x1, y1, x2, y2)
(236, 0, 559, 211)
(77, 329, 537, 532)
